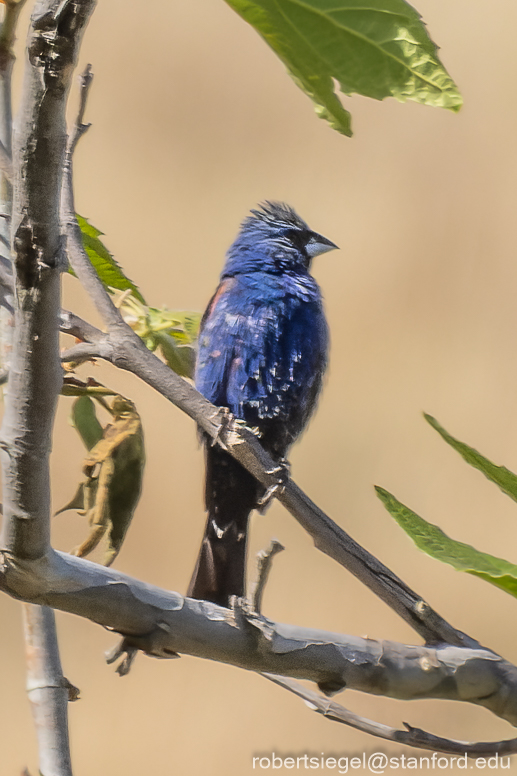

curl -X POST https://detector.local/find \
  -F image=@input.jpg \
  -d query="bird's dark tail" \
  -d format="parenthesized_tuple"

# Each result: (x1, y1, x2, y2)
(187, 444, 259, 607)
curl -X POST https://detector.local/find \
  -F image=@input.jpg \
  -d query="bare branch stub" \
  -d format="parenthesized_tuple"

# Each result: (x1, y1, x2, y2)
(249, 538, 284, 614)
(59, 308, 104, 343)
(105, 638, 139, 677)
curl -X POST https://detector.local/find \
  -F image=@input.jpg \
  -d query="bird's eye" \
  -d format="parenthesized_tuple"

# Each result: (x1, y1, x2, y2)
(284, 228, 305, 247)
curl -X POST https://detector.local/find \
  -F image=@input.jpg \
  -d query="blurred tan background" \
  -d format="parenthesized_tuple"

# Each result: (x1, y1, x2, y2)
(2, 1, 517, 773)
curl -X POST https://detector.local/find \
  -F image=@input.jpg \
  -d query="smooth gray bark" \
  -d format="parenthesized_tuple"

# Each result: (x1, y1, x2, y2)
(0, 2, 96, 773)
(1, 548, 517, 731)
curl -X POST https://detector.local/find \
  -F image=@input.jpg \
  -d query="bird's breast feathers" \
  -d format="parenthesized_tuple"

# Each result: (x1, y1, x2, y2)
(195, 271, 328, 430)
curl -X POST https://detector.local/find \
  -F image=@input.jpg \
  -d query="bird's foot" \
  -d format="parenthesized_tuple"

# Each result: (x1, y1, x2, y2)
(209, 408, 260, 450)
(208, 407, 233, 450)
(257, 458, 291, 511)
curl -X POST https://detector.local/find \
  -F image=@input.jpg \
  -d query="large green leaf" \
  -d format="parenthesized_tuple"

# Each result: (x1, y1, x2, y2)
(224, 0, 462, 137)
(74, 215, 145, 304)
(376, 486, 517, 598)
(425, 414, 517, 504)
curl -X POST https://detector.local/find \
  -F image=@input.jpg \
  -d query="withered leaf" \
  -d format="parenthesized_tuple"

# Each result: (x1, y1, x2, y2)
(57, 395, 145, 566)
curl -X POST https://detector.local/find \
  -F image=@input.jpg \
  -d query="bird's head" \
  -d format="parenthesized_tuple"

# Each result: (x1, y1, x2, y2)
(222, 201, 338, 278)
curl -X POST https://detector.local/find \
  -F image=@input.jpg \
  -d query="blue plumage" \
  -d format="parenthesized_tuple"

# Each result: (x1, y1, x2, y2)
(188, 202, 337, 606)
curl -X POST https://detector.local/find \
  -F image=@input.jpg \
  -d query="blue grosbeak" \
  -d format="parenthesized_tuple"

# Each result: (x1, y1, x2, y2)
(188, 202, 337, 606)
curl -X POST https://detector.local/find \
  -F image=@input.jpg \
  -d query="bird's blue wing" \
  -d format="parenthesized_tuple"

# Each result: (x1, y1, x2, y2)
(196, 274, 328, 451)
(195, 277, 248, 407)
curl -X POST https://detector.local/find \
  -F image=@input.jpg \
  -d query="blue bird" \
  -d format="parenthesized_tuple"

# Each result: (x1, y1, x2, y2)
(187, 202, 337, 606)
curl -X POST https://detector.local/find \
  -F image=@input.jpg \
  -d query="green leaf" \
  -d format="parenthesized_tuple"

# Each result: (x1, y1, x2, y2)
(376, 486, 517, 598)
(74, 215, 146, 304)
(71, 396, 104, 451)
(119, 298, 202, 379)
(224, 0, 462, 137)
(154, 332, 196, 379)
(425, 414, 517, 504)
(150, 310, 201, 378)
(166, 310, 203, 342)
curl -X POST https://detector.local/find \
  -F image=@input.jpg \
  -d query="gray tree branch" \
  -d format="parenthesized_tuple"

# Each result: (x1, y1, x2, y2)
(0, 4, 74, 775)
(0, 547, 516, 746)
(22, 604, 76, 776)
(2, 0, 96, 557)
(263, 675, 517, 757)
(0, 2, 96, 774)
(58, 308, 104, 344)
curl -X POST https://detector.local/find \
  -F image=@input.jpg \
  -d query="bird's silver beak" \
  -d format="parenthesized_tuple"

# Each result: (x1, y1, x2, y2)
(305, 232, 339, 258)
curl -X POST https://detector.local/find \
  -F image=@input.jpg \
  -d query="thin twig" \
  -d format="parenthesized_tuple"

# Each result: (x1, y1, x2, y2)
(60, 339, 112, 364)
(263, 674, 517, 757)
(61, 68, 126, 330)
(68, 62, 92, 156)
